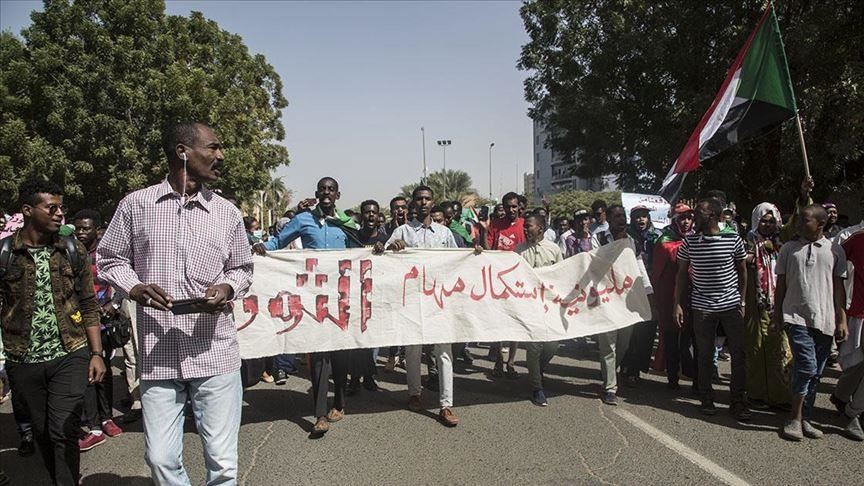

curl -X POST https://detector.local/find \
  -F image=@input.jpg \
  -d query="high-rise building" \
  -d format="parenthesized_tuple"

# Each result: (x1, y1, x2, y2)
(531, 119, 602, 202)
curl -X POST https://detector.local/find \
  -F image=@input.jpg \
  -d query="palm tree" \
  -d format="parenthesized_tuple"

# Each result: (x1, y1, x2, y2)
(262, 176, 293, 227)
(400, 169, 476, 203)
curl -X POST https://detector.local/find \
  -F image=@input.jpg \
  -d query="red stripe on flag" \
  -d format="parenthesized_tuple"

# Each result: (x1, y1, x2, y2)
(670, 6, 773, 175)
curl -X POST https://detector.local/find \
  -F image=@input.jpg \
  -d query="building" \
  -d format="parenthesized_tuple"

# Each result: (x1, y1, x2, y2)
(532, 119, 602, 201)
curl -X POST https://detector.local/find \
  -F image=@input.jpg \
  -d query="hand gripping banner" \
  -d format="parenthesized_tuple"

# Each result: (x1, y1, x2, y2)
(234, 239, 651, 358)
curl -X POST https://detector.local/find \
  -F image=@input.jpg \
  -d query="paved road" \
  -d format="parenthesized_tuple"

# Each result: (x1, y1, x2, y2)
(2, 342, 861, 485)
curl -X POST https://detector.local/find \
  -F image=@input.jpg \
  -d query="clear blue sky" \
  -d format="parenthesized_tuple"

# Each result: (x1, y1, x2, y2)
(1, 0, 533, 208)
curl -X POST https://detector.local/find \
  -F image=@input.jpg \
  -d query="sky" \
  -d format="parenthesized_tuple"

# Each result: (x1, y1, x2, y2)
(0, 0, 534, 209)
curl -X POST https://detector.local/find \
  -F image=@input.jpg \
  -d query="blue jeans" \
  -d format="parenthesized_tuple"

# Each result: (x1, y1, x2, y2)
(273, 354, 298, 374)
(141, 371, 242, 486)
(786, 324, 833, 419)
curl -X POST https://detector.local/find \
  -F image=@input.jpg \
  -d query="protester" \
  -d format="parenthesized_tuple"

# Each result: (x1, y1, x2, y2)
(591, 205, 654, 405)
(347, 199, 389, 395)
(675, 198, 750, 420)
(565, 209, 592, 258)
(1, 179, 106, 486)
(486, 192, 526, 378)
(823, 203, 843, 238)
(98, 122, 253, 483)
(743, 203, 792, 409)
(253, 176, 358, 436)
(590, 199, 608, 234)
(385, 185, 461, 427)
(555, 215, 573, 255)
(73, 209, 124, 450)
(445, 200, 474, 246)
(833, 203, 864, 440)
(652, 203, 697, 390)
(386, 196, 410, 234)
(772, 204, 847, 441)
(622, 206, 662, 386)
(517, 214, 563, 406)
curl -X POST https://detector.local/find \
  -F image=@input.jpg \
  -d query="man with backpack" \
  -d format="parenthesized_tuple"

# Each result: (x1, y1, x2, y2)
(0, 178, 106, 486)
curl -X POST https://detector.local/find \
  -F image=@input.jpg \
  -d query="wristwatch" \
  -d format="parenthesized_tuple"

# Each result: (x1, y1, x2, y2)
(90, 350, 103, 358)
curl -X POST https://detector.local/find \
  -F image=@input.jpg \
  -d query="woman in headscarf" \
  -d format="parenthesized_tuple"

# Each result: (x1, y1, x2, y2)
(745, 203, 792, 409)
(652, 204, 697, 390)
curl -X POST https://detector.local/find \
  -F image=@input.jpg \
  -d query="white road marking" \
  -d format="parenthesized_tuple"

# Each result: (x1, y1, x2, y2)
(614, 409, 752, 486)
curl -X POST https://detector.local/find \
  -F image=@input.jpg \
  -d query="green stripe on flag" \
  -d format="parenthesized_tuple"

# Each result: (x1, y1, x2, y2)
(736, 7, 797, 112)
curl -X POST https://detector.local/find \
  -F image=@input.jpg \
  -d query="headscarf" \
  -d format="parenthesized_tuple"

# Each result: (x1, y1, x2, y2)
(748, 202, 782, 310)
(656, 204, 693, 244)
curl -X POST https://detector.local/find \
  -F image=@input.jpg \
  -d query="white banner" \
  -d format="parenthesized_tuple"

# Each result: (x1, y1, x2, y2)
(621, 192, 671, 229)
(235, 239, 651, 358)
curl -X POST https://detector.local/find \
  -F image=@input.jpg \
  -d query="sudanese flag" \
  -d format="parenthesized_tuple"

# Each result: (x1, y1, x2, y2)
(660, 4, 797, 200)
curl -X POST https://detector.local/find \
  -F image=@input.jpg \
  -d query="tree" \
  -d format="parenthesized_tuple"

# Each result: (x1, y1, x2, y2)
(0, 0, 289, 216)
(519, 0, 863, 211)
(399, 169, 479, 204)
(547, 190, 621, 219)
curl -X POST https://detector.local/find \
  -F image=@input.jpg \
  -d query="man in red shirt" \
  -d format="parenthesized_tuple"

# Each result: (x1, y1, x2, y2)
(485, 192, 525, 377)
(833, 206, 864, 441)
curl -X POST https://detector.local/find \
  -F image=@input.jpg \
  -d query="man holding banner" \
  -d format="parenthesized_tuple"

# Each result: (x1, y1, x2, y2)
(385, 185, 462, 427)
(253, 176, 360, 436)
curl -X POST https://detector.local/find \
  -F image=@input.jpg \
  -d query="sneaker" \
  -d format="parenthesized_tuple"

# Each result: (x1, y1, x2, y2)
(275, 369, 288, 386)
(843, 416, 864, 441)
(802, 420, 823, 439)
(829, 394, 847, 415)
(121, 408, 142, 424)
(312, 416, 329, 435)
(362, 376, 379, 392)
(505, 364, 519, 379)
(17, 433, 35, 457)
(346, 378, 360, 396)
(79, 432, 106, 451)
(408, 394, 423, 412)
(101, 419, 123, 437)
(439, 407, 459, 427)
(782, 419, 804, 441)
(384, 356, 396, 372)
(700, 400, 717, 416)
(326, 408, 344, 423)
(532, 389, 548, 407)
(601, 391, 618, 406)
(731, 403, 752, 422)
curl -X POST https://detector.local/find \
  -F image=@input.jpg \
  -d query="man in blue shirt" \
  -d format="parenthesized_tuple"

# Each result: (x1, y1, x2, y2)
(252, 177, 359, 436)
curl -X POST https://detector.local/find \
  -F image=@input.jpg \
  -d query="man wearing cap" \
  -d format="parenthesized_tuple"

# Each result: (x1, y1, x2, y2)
(652, 203, 697, 390)
(565, 209, 593, 258)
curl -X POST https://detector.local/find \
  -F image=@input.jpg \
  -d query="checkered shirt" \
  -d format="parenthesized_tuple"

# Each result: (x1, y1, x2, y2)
(97, 180, 253, 380)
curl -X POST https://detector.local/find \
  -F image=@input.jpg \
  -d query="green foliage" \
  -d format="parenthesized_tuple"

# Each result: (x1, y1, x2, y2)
(0, 0, 289, 215)
(400, 169, 480, 204)
(519, 0, 863, 211)
(547, 190, 621, 219)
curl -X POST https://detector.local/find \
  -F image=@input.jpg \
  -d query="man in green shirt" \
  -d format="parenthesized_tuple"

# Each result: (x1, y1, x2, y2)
(1, 179, 105, 486)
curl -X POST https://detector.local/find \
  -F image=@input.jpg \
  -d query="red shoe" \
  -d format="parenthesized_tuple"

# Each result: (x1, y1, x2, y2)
(79, 432, 106, 451)
(101, 419, 123, 437)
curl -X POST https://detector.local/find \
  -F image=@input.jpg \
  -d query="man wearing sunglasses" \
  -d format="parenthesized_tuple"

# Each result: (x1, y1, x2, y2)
(0, 178, 106, 486)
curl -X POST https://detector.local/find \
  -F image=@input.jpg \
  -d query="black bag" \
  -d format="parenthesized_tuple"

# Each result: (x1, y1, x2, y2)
(102, 311, 132, 349)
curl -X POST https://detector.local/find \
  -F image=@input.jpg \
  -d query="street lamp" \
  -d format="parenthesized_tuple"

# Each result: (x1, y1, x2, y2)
(488, 142, 495, 199)
(436, 139, 451, 171)
(421, 127, 428, 183)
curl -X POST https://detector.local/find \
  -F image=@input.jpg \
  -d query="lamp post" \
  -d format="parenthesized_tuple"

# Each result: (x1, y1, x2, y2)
(488, 142, 495, 199)
(436, 139, 451, 171)
(421, 127, 428, 183)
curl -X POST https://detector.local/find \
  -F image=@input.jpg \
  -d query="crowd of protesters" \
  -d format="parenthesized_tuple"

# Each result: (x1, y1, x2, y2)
(0, 122, 862, 485)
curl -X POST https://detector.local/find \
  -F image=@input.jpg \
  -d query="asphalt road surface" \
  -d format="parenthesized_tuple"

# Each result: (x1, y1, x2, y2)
(2, 342, 861, 485)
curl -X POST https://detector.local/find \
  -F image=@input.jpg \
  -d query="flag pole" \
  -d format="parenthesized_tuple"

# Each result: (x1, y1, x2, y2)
(794, 112, 811, 179)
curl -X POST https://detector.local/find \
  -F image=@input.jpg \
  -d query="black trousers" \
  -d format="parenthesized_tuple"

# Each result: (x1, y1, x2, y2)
(623, 320, 658, 377)
(83, 354, 113, 428)
(309, 350, 350, 418)
(663, 328, 698, 386)
(349, 348, 376, 380)
(7, 348, 89, 486)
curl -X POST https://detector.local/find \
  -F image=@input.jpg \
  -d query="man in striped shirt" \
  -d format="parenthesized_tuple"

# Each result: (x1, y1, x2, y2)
(674, 198, 749, 421)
